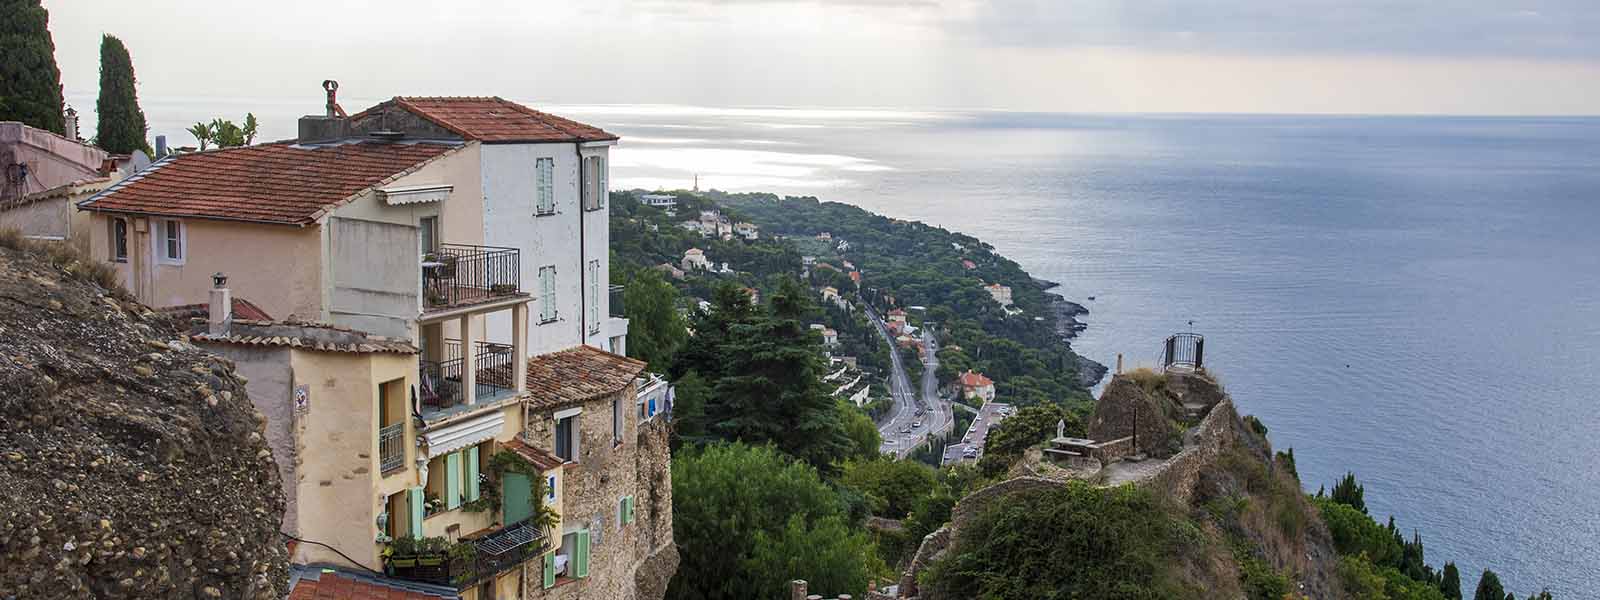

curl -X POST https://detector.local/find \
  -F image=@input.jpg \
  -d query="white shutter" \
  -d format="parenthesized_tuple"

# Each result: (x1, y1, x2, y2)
(536, 158, 554, 215)
(588, 260, 599, 332)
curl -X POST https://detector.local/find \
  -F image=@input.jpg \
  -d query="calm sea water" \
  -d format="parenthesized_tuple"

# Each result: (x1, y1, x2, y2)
(585, 107, 1600, 595)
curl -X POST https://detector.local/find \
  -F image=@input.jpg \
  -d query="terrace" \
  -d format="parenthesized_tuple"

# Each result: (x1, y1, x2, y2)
(422, 244, 523, 311)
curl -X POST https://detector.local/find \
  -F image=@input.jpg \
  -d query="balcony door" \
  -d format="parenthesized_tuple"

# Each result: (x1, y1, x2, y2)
(503, 472, 533, 525)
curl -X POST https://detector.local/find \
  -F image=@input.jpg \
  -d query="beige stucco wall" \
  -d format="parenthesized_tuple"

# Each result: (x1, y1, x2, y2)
(86, 213, 322, 319)
(412, 402, 532, 542)
(288, 349, 419, 569)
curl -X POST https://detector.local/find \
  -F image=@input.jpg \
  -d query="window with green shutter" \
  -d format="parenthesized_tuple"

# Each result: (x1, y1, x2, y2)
(574, 530, 591, 578)
(445, 452, 462, 509)
(542, 552, 556, 589)
(407, 487, 424, 539)
(535, 158, 555, 216)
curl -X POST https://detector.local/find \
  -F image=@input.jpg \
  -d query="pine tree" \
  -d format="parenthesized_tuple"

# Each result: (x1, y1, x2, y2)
(1330, 471, 1367, 514)
(0, 0, 65, 133)
(94, 34, 150, 155)
(1441, 562, 1463, 600)
(1473, 569, 1505, 600)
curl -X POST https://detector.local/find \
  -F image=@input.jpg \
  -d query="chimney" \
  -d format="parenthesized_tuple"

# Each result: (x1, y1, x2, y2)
(63, 106, 81, 141)
(298, 79, 351, 143)
(154, 135, 168, 158)
(209, 272, 231, 335)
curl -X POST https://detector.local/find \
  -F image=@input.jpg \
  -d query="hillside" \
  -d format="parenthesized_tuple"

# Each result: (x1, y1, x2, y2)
(0, 238, 289, 599)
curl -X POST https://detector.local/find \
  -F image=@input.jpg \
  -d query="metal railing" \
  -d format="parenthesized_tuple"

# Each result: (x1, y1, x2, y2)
(378, 422, 406, 473)
(418, 341, 516, 415)
(384, 521, 550, 588)
(609, 284, 626, 318)
(422, 244, 521, 310)
(1162, 332, 1205, 372)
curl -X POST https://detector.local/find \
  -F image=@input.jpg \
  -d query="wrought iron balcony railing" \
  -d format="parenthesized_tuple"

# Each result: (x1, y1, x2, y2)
(378, 422, 406, 474)
(609, 284, 626, 318)
(383, 520, 550, 589)
(418, 340, 516, 419)
(422, 244, 521, 310)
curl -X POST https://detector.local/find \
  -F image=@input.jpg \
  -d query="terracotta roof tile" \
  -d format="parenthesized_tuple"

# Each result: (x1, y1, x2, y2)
(524, 345, 647, 411)
(959, 370, 994, 388)
(288, 566, 457, 600)
(159, 297, 273, 321)
(365, 97, 617, 143)
(79, 141, 460, 225)
(503, 438, 566, 471)
(188, 319, 418, 354)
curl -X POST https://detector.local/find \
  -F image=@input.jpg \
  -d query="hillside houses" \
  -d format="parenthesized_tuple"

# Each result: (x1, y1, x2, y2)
(74, 86, 677, 600)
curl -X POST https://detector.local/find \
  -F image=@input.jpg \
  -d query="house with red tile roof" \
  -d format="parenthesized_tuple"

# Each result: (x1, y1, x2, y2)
(959, 370, 997, 403)
(77, 83, 675, 600)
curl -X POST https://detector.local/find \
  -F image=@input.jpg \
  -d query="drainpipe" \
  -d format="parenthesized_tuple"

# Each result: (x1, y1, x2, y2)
(575, 142, 587, 346)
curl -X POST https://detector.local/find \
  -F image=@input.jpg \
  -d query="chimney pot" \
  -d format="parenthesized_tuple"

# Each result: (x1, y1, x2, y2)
(209, 273, 231, 335)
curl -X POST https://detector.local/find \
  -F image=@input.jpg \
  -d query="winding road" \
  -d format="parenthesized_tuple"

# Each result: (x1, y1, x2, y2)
(865, 305, 953, 458)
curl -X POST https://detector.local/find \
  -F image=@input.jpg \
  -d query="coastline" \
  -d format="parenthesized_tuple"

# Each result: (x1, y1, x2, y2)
(1037, 277, 1107, 388)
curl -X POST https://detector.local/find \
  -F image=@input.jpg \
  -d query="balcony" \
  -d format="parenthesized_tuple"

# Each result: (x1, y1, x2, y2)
(378, 422, 406, 474)
(384, 521, 550, 589)
(418, 340, 517, 421)
(609, 284, 625, 318)
(422, 244, 521, 311)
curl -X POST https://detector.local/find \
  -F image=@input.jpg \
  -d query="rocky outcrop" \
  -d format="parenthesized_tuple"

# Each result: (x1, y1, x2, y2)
(0, 243, 288, 599)
(1086, 373, 1185, 458)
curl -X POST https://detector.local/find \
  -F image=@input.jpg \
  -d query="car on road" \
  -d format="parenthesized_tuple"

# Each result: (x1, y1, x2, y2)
(899, 426, 911, 434)
(913, 421, 922, 428)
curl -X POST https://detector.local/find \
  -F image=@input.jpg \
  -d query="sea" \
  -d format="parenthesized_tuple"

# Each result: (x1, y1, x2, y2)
(124, 98, 1599, 594)
(579, 106, 1600, 595)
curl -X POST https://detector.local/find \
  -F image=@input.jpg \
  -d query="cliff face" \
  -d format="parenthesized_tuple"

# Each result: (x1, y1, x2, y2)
(0, 243, 288, 598)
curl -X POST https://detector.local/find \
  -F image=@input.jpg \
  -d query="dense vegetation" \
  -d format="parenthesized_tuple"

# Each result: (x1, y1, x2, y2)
(714, 191, 1099, 408)
(93, 34, 149, 155)
(0, 0, 66, 134)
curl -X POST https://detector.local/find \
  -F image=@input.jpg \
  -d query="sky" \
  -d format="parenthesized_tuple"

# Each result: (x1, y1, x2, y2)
(38, 0, 1600, 139)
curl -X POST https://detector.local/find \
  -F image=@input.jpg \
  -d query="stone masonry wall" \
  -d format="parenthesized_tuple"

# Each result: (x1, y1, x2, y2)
(522, 384, 677, 600)
(1132, 397, 1241, 507)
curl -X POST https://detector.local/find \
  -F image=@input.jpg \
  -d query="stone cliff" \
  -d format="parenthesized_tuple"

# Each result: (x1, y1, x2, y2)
(0, 241, 289, 599)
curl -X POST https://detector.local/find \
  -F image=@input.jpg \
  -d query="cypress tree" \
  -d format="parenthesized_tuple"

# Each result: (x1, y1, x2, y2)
(1441, 562, 1463, 600)
(94, 34, 150, 155)
(0, 0, 65, 133)
(1330, 471, 1367, 514)
(1473, 569, 1505, 600)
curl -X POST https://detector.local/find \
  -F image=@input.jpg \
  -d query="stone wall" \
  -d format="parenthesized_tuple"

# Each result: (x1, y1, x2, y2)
(1132, 398, 1241, 507)
(898, 477, 1064, 598)
(521, 385, 677, 600)
(1086, 376, 1184, 458)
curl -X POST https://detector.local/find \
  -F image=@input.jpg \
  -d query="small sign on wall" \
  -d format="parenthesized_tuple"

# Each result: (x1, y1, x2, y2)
(294, 384, 310, 413)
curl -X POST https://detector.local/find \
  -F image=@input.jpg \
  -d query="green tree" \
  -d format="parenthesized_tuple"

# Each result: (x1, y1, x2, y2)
(976, 403, 1081, 475)
(838, 458, 936, 519)
(1331, 471, 1368, 514)
(668, 443, 876, 600)
(93, 34, 149, 155)
(0, 0, 65, 134)
(837, 401, 882, 462)
(622, 268, 687, 370)
(922, 482, 1186, 600)
(186, 121, 213, 151)
(672, 279, 851, 472)
(1472, 570, 1504, 600)
(1441, 562, 1462, 600)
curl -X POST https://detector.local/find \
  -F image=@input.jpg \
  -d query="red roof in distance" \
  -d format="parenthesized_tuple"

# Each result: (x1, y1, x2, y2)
(365, 97, 618, 143)
(959, 370, 994, 388)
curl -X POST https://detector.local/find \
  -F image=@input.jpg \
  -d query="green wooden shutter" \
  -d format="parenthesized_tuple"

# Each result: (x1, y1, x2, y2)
(574, 530, 591, 578)
(503, 473, 533, 525)
(445, 452, 462, 510)
(407, 487, 424, 539)
(465, 446, 480, 503)
(542, 551, 556, 588)
(625, 496, 635, 524)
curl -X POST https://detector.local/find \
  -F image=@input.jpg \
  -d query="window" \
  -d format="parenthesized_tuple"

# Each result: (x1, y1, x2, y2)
(554, 412, 578, 462)
(419, 216, 438, 253)
(618, 495, 635, 525)
(582, 156, 605, 211)
(110, 218, 128, 262)
(612, 395, 623, 445)
(159, 219, 184, 263)
(587, 259, 600, 334)
(538, 265, 557, 323)
(535, 158, 555, 215)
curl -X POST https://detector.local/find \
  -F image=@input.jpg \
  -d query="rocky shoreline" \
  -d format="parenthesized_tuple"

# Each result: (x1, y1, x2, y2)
(1035, 278, 1108, 388)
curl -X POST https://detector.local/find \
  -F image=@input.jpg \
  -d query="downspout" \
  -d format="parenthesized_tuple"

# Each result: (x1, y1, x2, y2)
(575, 142, 587, 346)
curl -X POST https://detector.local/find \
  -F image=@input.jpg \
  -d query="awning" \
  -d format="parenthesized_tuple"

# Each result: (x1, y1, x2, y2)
(382, 183, 453, 206)
(422, 409, 505, 456)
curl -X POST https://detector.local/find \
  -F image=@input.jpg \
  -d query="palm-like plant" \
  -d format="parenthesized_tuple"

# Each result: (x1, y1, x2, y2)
(187, 121, 213, 151)
(242, 113, 259, 146)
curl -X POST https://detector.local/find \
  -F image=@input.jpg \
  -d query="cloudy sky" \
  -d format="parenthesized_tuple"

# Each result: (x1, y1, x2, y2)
(41, 0, 1600, 132)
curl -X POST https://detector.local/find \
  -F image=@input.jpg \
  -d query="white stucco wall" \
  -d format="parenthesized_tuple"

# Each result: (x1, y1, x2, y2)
(479, 143, 614, 356)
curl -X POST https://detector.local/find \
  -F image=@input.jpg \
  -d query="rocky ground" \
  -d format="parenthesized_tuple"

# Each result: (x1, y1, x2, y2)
(0, 241, 288, 599)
